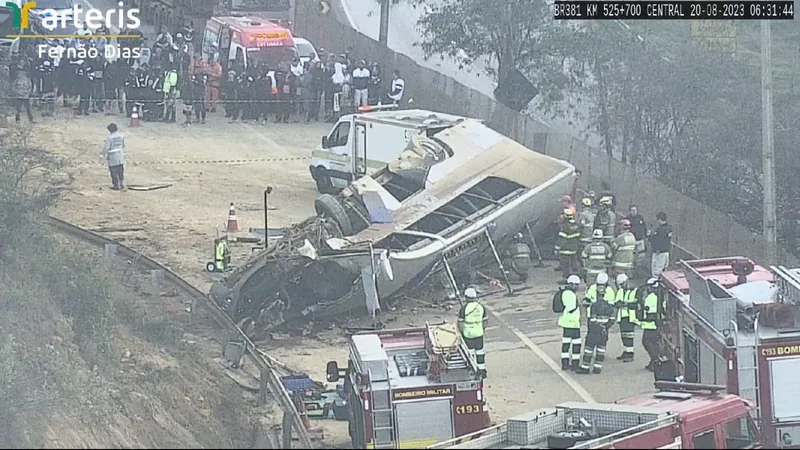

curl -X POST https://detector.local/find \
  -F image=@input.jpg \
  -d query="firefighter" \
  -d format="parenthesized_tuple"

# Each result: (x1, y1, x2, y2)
(593, 196, 616, 240)
(577, 285, 615, 375)
(614, 273, 639, 362)
(581, 229, 613, 282)
(555, 209, 581, 282)
(457, 288, 487, 378)
(162, 65, 179, 123)
(503, 233, 532, 282)
(215, 236, 231, 272)
(557, 275, 583, 371)
(578, 197, 596, 246)
(639, 277, 663, 371)
(561, 195, 576, 218)
(611, 219, 637, 279)
(583, 272, 615, 319)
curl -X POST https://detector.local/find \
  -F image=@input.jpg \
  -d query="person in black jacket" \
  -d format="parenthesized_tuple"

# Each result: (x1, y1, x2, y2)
(254, 68, 272, 125)
(305, 61, 322, 122)
(37, 59, 55, 116)
(625, 205, 648, 274)
(368, 61, 382, 105)
(275, 67, 291, 123)
(90, 50, 105, 112)
(222, 69, 237, 119)
(180, 76, 195, 126)
(647, 212, 673, 278)
(194, 73, 208, 124)
(75, 63, 92, 115)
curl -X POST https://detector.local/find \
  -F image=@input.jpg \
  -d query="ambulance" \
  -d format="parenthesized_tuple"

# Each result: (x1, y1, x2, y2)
(201, 15, 297, 71)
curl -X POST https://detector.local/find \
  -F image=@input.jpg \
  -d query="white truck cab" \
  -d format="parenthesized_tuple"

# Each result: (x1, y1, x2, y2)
(309, 106, 469, 193)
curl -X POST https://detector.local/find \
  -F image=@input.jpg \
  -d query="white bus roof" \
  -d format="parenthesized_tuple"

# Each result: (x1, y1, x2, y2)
(354, 109, 471, 129)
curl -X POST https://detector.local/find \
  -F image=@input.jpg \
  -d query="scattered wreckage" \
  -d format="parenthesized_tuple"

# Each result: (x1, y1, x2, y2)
(209, 119, 576, 334)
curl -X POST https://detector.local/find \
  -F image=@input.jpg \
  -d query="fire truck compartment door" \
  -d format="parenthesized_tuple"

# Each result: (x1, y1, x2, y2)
(770, 356, 800, 422)
(395, 398, 453, 449)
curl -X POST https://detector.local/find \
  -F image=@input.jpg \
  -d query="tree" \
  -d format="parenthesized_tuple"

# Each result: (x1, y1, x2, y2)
(413, 0, 576, 113)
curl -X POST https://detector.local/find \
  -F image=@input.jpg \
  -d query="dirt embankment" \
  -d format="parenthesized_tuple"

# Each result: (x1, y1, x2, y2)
(0, 237, 271, 448)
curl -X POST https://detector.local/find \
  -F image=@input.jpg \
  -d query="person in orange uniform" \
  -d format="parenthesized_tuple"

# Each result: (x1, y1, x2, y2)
(204, 54, 223, 112)
(189, 54, 206, 77)
(562, 195, 577, 217)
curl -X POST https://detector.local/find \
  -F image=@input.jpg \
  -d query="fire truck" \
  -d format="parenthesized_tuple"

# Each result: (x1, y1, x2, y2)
(426, 382, 762, 449)
(659, 257, 800, 448)
(325, 323, 491, 449)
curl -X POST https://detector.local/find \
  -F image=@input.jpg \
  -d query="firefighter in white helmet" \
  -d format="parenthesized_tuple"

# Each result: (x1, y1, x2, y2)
(458, 288, 488, 378)
(614, 273, 639, 362)
(554, 275, 582, 371)
(581, 229, 613, 282)
(583, 272, 615, 320)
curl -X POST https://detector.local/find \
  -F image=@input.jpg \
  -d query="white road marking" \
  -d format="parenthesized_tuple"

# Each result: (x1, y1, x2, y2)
(484, 303, 596, 403)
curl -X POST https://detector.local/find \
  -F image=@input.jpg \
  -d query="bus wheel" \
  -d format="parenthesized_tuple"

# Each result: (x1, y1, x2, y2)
(315, 194, 353, 236)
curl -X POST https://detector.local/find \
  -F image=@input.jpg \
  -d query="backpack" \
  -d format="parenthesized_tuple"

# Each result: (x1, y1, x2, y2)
(552, 288, 565, 313)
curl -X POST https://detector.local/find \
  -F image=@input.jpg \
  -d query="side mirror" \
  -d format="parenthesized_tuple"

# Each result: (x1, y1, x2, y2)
(326, 361, 340, 382)
(321, 135, 328, 148)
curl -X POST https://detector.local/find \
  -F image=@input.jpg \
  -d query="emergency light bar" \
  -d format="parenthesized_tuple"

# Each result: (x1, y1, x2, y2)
(358, 104, 399, 113)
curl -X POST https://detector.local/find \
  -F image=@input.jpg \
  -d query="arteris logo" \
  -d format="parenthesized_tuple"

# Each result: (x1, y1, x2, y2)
(5, 1, 140, 34)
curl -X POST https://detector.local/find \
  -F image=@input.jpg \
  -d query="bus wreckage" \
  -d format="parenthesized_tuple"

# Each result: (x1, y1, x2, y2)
(209, 119, 576, 332)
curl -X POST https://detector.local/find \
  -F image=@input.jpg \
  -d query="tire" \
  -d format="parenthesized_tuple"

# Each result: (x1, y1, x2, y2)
(315, 194, 354, 236)
(313, 167, 335, 194)
(547, 430, 592, 449)
(205, 262, 216, 272)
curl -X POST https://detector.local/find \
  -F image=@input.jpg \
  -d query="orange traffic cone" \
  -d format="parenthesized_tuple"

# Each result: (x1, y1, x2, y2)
(130, 105, 140, 128)
(226, 202, 240, 233)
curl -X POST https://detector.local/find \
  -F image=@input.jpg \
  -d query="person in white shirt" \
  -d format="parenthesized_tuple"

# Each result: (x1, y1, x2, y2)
(290, 57, 304, 77)
(331, 55, 346, 113)
(388, 69, 405, 105)
(351, 60, 370, 107)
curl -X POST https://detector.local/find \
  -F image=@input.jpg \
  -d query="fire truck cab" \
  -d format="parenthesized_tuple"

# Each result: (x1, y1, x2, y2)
(201, 15, 297, 72)
(326, 323, 491, 449)
(660, 257, 800, 448)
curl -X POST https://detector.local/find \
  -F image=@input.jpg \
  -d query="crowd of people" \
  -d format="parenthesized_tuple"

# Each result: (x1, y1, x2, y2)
(7, 24, 407, 127)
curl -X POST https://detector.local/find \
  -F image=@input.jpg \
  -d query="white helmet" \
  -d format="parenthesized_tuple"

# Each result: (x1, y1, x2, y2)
(616, 274, 628, 285)
(596, 272, 609, 285)
(647, 277, 659, 286)
(464, 288, 478, 299)
(592, 229, 603, 239)
(567, 275, 581, 285)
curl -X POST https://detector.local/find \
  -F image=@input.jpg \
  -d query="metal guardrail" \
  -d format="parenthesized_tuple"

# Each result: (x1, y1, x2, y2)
(44, 216, 314, 449)
(426, 423, 507, 449)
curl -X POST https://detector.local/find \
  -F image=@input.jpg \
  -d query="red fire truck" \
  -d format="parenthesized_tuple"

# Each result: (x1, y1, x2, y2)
(428, 382, 762, 449)
(660, 257, 800, 448)
(325, 323, 491, 449)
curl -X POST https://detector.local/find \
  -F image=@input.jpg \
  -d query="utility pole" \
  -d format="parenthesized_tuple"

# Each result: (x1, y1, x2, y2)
(761, 18, 777, 264)
(378, 0, 390, 45)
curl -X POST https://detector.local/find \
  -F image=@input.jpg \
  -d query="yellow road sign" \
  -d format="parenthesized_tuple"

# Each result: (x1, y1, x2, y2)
(320, 0, 330, 14)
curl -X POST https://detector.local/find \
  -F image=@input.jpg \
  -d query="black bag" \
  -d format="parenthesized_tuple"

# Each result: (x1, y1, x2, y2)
(552, 288, 565, 313)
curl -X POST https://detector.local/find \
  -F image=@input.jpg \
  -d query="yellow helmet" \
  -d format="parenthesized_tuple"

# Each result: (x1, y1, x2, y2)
(599, 196, 612, 206)
(581, 197, 592, 207)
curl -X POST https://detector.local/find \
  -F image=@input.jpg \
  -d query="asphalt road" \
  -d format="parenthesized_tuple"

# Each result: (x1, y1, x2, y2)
(337, 0, 601, 148)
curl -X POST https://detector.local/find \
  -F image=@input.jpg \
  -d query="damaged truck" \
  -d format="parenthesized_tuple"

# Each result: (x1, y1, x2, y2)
(209, 118, 577, 334)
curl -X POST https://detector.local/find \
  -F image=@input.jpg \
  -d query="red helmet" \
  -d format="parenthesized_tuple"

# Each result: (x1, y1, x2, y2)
(620, 219, 631, 229)
(561, 195, 572, 203)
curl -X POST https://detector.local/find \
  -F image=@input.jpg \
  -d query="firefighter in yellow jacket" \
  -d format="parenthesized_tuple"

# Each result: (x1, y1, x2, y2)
(614, 273, 639, 362)
(215, 236, 231, 272)
(583, 272, 615, 319)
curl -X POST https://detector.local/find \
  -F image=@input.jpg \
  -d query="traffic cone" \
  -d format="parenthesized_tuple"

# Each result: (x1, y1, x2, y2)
(130, 105, 140, 128)
(226, 202, 240, 233)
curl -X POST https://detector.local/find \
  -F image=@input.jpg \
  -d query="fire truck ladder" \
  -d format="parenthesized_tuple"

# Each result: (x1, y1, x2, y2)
(371, 370, 396, 449)
(731, 319, 760, 422)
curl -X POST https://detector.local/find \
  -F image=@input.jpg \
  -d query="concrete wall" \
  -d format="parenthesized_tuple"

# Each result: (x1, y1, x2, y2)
(294, 12, 797, 267)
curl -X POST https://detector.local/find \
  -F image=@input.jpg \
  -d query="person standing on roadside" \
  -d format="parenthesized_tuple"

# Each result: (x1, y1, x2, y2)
(625, 205, 648, 273)
(648, 212, 673, 278)
(102, 123, 126, 191)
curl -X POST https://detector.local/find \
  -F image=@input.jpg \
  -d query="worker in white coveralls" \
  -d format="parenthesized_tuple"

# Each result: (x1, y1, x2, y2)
(458, 288, 488, 378)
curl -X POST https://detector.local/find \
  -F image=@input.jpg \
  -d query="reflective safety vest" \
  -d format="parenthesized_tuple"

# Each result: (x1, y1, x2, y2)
(581, 241, 613, 276)
(462, 301, 485, 339)
(216, 240, 228, 261)
(556, 220, 580, 255)
(640, 292, 659, 330)
(578, 209, 597, 243)
(611, 231, 637, 269)
(163, 70, 178, 94)
(585, 283, 615, 318)
(557, 289, 581, 329)
(615, 287, 640, 323)
(510, 242, 532, 262)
